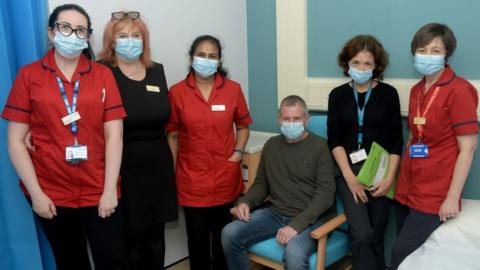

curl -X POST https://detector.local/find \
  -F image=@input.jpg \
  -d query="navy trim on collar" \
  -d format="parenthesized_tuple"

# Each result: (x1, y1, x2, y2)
(437, 72, 456, 87)
(186, 72, 226, 89)
(41, 56, 56, 72)
(41, 51, 92, 75)
(79, 60, 92, 75)
(186, 73, 195, 89)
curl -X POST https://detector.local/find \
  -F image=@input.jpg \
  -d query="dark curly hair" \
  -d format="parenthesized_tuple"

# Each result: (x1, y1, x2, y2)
(337, 35, 389, 80)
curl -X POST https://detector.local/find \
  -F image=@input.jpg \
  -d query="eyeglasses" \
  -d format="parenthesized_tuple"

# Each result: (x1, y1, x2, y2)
(55, 22, 91, 39)
(111, 11, 140, 20)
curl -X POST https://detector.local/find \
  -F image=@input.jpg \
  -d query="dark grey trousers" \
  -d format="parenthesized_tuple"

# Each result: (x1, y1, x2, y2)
(391, 202, 441, 270)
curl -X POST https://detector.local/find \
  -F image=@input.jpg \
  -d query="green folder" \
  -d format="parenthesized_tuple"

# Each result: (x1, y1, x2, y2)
(357, 142, 395, 199)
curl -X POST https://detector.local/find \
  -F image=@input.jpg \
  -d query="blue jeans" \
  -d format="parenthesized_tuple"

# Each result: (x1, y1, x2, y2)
(221, 207, 327, 270)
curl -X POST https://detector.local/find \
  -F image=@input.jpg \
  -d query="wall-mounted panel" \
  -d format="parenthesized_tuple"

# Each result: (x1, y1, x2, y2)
(307, 0, 480, 79)
(277, 0, 480, 118)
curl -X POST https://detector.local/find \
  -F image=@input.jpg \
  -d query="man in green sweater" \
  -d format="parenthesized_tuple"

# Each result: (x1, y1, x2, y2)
(221, 95, 336, 270)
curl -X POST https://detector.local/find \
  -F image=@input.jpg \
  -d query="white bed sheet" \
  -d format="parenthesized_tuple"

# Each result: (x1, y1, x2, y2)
(399, 199, 480, 270)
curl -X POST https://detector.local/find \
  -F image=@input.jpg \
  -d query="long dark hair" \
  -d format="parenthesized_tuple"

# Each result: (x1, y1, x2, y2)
(188, 35, 228, 77)
(48, 4, 94, 60)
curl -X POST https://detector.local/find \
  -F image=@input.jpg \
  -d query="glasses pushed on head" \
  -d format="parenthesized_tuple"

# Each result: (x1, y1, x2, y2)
(111, 11, 140, 21)
(55, 22, 91, 39)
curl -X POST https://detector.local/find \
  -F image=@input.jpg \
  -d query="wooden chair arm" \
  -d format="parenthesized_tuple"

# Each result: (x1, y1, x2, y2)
(310, 213, 347, 239)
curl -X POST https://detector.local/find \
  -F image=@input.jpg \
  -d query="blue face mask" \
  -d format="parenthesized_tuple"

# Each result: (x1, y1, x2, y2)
(192, 56, 219, 78)
(115, 38, 143, 62)
(53, 32, 88, 59)
(414, 54, 445, 76)
(280, 121, 305, 141)
(348, 67, 373, 84)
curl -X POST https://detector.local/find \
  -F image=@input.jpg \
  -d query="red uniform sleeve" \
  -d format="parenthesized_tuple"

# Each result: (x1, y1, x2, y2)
(166, 87, 181, 132)
(233, 87, 252, 126)
(449, 82, 479, 136)
(102, 67, 127, 122)
(1, 67, 32, 124)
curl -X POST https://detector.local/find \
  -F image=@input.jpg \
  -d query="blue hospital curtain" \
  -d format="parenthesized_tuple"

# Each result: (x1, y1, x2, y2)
(0, 0, 56, 269)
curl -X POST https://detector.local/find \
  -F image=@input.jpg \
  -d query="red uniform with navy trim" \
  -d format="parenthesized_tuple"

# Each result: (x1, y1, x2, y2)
(396, 65, 479, 214)
(167, 73, 253, 207)
(1, 49, 127, 208)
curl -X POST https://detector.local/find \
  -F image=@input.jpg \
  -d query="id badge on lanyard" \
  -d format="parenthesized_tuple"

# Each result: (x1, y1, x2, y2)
(56, 76, 88, 164)
(350, 148, 368, 164)
(409, 143, 428, 158)
(66, 143, 88, 163)
(349, 82, 371, 164)
(410, 86, 441, 158)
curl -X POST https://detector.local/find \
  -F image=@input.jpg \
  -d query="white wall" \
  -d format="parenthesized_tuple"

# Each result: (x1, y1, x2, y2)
(48, 0, 248, 266)
(47, 0, 249, 98)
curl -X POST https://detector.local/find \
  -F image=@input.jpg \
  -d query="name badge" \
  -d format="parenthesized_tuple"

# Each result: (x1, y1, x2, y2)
(410, 143, 428, 158)
(413, 117, 426, 125)
(146, 85, 160, 92)
(349, 148, 367, 164)
(66, 144, 88, 163)
(62, 111, 81, 126)
(211, 105, 226, 111)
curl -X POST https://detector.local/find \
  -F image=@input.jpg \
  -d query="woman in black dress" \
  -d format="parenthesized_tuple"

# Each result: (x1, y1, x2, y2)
(99, 11, 177, 269)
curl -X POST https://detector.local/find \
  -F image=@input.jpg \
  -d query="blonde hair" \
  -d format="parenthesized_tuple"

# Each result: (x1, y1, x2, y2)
(99, 13, 153, 67)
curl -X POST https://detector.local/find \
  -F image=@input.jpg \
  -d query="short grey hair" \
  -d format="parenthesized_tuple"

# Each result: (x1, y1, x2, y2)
(279, 95, 308, 116)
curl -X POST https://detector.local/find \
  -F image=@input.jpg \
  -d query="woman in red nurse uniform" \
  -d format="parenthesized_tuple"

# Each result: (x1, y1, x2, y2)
(392, 23, 478, 269)
(167, 35, 252, 270)
(2, 4, 129, 270)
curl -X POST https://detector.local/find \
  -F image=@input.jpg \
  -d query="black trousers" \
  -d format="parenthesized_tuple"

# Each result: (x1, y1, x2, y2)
(128, 223, 166, 270)
(183, 201, 234, 270)
(36, 201, 130, 270)
(391, 202, 441, 270)
(336, 174, 391, 270)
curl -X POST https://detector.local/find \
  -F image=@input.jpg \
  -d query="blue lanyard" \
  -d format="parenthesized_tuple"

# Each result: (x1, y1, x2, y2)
(56, 76, 80, 136)
(352, 81, 372, 147)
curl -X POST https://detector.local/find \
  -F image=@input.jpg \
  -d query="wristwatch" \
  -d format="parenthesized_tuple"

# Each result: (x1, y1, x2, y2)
(234, 148, 244, 158)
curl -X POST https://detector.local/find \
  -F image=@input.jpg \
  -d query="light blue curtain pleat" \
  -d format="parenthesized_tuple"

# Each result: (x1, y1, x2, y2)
(0, 1, 55, 270)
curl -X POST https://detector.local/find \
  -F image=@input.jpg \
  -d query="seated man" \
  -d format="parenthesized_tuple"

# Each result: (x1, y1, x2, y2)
(221, 95, 336, 270)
